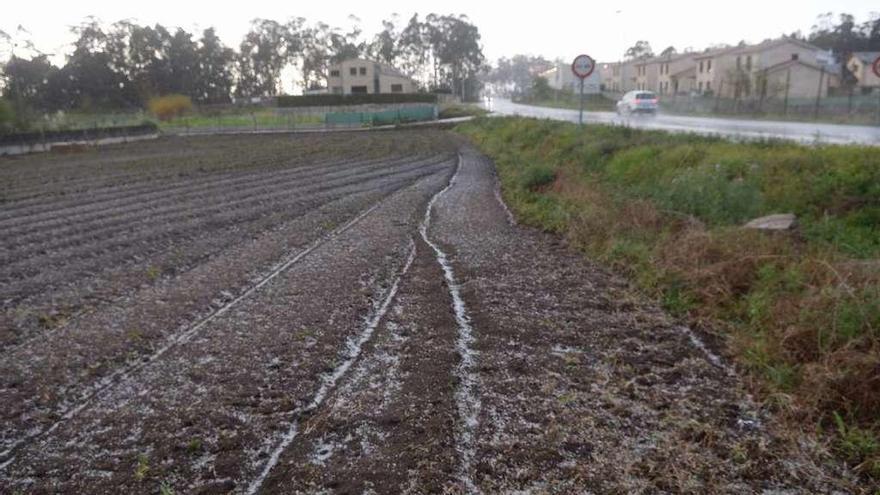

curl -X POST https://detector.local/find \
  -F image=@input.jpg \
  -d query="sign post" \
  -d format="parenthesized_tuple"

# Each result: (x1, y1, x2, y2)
(873, 55, 880, 125)
(571, 54, 596, 126)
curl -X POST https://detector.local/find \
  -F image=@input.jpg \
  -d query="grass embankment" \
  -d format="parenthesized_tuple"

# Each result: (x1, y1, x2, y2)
(515, 93, 617, 112)
(438, 104, 489, 120)
(456, 117, 880, 480)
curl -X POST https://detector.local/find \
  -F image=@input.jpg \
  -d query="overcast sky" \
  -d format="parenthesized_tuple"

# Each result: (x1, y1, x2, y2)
(3, 0, 878, 90)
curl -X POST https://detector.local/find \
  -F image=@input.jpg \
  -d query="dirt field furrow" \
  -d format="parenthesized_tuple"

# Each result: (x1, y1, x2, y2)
(0, 155, 449, 266)
(0, 132, 453, 203)
(0, 166, 454, 494)
(0, 182, 412, 454)
(0, 172, 444, 355)
(0, 155, 337, 226)
(0, 131, 856, 494)
(0, 162, 449, 298)
(0, 152, 432, 235)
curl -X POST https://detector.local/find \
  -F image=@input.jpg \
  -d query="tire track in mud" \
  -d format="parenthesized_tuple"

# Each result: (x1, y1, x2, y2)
(246, 159, 474, 494)
(244, 243, 417, 495)
(0, 191, 389, 469)
(417, 154, 481, 493)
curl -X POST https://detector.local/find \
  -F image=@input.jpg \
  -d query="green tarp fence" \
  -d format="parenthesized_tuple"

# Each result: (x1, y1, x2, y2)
(325, 106, 436, 126)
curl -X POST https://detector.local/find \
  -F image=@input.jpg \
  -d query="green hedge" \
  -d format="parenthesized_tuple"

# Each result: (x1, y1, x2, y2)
(277, 93, 437, 108)
(325, 106, 435, 126)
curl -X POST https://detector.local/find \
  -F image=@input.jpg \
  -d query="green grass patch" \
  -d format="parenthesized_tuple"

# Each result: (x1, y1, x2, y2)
(438, 104, 488, 120)
(516, 92, 616, 112)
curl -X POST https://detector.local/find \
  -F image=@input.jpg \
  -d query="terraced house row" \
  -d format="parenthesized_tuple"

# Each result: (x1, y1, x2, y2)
(600, 37, 878, 99)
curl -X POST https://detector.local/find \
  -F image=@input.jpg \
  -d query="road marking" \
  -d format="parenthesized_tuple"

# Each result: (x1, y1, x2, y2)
(419, 154, 482, 493)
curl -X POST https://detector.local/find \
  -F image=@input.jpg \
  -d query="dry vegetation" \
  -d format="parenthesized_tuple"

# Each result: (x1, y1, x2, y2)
(147, 94, 194, 121)
(457, 117, 880, 484)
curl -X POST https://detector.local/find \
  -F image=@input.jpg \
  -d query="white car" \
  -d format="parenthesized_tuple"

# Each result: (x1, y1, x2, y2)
(616, 91, 659, 115)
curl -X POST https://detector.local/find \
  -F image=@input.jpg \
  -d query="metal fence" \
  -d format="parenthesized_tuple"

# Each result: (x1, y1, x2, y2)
(603, 88, 880, 124)
(164, 103, 439, 135)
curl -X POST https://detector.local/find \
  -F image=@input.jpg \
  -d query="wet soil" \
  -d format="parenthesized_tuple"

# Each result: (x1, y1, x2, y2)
(0, 132, 857, 494)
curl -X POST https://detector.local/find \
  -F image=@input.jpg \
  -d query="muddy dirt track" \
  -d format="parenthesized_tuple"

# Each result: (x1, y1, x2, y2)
(0, 131, 853, 493)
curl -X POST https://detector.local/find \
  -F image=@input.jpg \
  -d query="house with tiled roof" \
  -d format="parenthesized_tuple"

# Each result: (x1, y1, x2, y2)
(327, 58, 418, 95)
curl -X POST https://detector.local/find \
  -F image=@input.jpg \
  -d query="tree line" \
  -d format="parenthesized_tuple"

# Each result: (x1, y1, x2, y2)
(0, 13, 485, 115)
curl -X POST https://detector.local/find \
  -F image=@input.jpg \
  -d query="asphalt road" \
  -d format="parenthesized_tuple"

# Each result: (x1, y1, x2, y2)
(487, 97, 880, 146)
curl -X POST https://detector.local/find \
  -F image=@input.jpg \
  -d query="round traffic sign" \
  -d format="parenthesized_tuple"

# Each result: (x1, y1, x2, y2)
(571, 54, 596, 79)
(873, 55, 880, 79)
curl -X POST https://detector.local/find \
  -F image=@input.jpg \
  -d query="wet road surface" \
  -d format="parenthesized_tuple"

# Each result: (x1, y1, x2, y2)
(488, 97, 880, 146)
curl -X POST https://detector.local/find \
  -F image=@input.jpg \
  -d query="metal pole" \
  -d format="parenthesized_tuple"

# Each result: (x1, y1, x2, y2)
(578, 78, 585, 125)
(783, 69, 790, 116)
(814, 66, 825, 120)
(876, 88, 880, 125)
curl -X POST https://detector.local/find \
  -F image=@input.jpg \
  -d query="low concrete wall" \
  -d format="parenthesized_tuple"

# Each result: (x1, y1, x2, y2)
(0, 132, 159, 157)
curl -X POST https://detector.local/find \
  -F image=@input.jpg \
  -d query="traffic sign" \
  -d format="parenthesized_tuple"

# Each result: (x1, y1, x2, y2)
(571, 54, 596, 80)
(873, 55, 880, 79)
(571, 54, 596, 126)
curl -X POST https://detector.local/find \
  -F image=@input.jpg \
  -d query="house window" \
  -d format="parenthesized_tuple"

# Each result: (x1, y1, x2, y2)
(746, 55, 752, 71)
(330, 69, 340, 77)
(331, 86, 343, 94)
(706, 81, 711, 91)
(736, 56, 741, 69)
(699, 61, 704, 73)
(391, 83, 403, 93)
(349, 67, 357, 76)
(791, 53, 799, 61)
(699, 81, 704, 92)
(707, 60, 712, 71)
(350, 85, 368, 94)
(359, 67, 367, 76)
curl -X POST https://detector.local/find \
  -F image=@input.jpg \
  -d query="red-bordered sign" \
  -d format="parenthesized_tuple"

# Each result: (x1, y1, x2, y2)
(571, 54, 596, 80)
(873, 55, 880, 79)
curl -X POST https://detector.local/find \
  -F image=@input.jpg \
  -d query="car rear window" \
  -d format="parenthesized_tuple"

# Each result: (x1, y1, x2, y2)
(636, 92, 656, 100)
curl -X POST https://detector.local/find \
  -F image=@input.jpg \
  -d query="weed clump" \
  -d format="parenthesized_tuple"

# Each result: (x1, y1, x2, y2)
(520, 164, 556, 191)
(148, 94, 193, 122)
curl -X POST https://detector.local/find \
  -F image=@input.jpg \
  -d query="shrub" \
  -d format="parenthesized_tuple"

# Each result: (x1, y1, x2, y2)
(0, 99, 15, 134)
(148, 94, 193, 121)
(277, 93, 436, 107)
